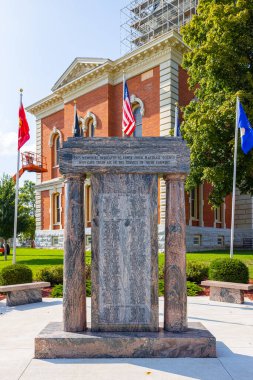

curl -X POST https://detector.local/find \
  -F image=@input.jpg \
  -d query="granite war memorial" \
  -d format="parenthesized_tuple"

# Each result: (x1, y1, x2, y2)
(35, 136, 216, 358)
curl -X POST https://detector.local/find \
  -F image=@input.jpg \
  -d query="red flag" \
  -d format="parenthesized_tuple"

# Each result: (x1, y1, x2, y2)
(18, 103, 30, 150)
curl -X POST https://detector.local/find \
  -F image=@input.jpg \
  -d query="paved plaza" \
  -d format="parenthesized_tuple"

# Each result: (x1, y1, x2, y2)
(0, 296, 253, 380)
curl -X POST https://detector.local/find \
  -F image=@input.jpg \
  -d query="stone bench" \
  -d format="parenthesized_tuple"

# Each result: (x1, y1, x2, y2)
(201, 280, 253, 304)
(0, 282, 51, 306)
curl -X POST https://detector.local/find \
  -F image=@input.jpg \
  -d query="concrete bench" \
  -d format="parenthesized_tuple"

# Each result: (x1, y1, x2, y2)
(0, 282, 51, 306)
(201, 280, 253, 304)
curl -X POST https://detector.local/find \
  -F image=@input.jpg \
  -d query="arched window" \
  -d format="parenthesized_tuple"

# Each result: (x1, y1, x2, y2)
(133, 107, 142, 137)
(49, 127, 63, 167)
(53, 193, 60, 225)
(87, 120, 95, 137)
(54, 135, 60, 166)
(130, 95, 144, 138)
(81, 111, 97, 137)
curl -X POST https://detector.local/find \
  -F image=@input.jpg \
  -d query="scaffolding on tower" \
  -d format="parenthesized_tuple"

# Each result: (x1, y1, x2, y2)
(120, 0, 198, 55)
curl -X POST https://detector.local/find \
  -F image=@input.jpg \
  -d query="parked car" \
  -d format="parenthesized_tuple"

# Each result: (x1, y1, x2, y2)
(0, 243, 10, 255)
(0, 243, 4, 255)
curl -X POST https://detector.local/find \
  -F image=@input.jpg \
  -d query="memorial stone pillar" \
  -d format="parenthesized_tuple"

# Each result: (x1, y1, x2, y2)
(164, 173, 187, 332)
(63, 174, 86, 332)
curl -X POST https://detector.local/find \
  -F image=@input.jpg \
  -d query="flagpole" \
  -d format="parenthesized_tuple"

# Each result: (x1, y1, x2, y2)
(12, 89, 23, 264)
(122, 71, 125, 137)
(230, 96, 239, 259)
(174, 102, 179, 137)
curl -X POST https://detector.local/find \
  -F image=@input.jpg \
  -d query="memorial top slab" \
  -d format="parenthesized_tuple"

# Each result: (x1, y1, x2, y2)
(59, 137, 190, 175)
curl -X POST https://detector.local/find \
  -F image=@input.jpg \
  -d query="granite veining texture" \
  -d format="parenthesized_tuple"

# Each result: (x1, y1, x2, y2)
(210, 287, 244, 304)
(35, 322, 216, 359)
(63, 174, 86, 332)
(91, 173, 158, 332)
(164, 174, 187, 332)
(48, 137, 216, 359)
(59, 137, 190, 175)
(6, 289, 42, 306)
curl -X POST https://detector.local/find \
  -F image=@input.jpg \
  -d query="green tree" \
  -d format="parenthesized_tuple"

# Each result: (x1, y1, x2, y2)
(181, 0, 253, 206)
(0, 175, 32, 260)
(19, 180, 36, 247)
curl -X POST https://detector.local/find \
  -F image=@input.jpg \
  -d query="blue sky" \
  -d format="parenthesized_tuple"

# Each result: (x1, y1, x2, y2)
(0, 0, 127, 182)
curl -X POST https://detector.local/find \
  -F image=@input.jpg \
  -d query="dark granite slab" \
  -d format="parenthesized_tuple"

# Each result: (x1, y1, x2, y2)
(59, 137, 190, 175)
(91, 173, 158, 332)
(35, 322, 216, 359)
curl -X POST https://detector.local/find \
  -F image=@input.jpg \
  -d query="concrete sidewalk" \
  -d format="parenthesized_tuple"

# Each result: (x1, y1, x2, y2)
(0, 297, 253, 380)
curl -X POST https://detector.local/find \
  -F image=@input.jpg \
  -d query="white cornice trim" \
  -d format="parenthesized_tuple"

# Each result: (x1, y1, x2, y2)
(34, 102, 64, 121)
(27, 30, 187, 117)
(26, 94, 61, 113)
(35, 177, 64, 191)
(52, 57, 108, 91)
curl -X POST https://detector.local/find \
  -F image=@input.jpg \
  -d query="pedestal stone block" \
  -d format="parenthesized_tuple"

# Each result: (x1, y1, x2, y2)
(35, 322, 216, 359)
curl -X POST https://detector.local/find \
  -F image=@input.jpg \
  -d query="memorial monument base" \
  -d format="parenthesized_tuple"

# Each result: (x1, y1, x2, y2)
(35, 322, 216, 359)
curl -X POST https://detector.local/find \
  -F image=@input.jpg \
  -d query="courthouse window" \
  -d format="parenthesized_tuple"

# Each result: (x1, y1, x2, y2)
(191, 188, 198, 219)
(53, 193, 60, 224)
(193, 235, 201, 246)
(133, 107, 142, 137)
(54, 135, 60, 166)
(87, 120, 95, 137)
(215, 206, 221, 223)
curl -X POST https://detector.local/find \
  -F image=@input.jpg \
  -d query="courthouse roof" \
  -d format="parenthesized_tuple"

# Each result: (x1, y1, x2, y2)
(52, 58, 109, 91)
(27, 30, 188, 118)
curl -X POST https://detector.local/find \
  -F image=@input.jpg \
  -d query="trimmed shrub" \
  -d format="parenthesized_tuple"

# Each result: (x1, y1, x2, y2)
(187, 281, 202, 296)
(86, 280, 91, 297)
(50, 266, 63, 284)
(209, 258, 249, 284)
(0, 264, 32, 286)
(186, 262, 209, 284)
(158, 280, 202, 296)
(85, 263, 91, 281)
(35, 265, 63, 286)
(158, 265, 164, 280)
(36, 265, 90, 286)
(159, 279, 164, 296)
(51, 284, 63, 298)
(50, 281, 92, 298)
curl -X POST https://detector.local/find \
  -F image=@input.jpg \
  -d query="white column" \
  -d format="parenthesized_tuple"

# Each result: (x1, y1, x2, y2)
(160, 56, 179, 136)
(222, 200, 226, 229)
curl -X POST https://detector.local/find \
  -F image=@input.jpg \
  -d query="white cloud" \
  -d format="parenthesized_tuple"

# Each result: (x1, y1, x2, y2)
(0, 130, 18, 156)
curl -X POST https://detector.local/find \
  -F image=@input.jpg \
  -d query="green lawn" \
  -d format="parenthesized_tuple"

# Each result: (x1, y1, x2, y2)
(1, 248, 253, 279)
(0, 248, 64, 276)
(160, 250, 253, 279)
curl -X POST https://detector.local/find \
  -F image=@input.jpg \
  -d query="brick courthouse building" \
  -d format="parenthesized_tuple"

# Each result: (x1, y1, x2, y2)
(27, 2, 253, 251)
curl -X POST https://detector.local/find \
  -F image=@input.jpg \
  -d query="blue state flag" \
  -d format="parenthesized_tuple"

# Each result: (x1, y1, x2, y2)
(237, 100, 253, 154)
(174, 104, 181, 137)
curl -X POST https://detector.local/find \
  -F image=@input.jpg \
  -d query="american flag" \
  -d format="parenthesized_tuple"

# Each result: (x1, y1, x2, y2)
(122, 81, 136, 136)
